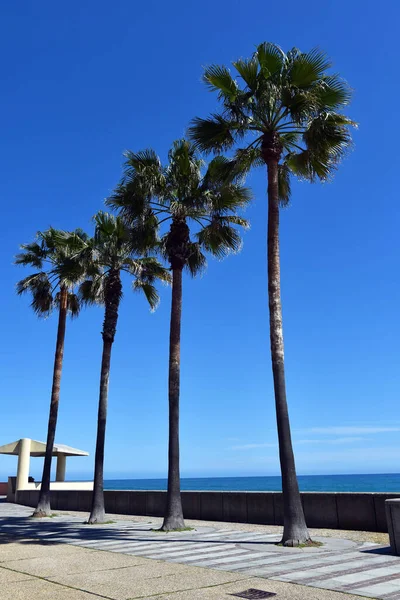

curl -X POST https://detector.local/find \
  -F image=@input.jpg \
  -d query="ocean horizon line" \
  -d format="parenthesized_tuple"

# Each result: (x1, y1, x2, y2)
(104, 472, 400, 480)
(100, 473, 400, 493)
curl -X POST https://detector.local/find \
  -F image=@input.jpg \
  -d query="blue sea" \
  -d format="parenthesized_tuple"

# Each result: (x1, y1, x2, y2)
(104, 474, 400, 493)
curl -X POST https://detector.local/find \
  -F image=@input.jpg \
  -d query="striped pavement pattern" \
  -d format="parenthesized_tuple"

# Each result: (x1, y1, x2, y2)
(1, 501, 400, 598)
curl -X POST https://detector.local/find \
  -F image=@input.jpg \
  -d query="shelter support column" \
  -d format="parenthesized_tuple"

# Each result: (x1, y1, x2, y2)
(16, 438, 31, 491)
(56, 454, 66, 482)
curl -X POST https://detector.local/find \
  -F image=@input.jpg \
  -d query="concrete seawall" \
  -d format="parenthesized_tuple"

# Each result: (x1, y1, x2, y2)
(16, 489, 400, 533)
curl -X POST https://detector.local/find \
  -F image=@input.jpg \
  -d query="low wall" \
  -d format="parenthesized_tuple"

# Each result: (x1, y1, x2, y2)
(16, 489, 400, 533)
(0, 482, 7, 495)
(386, 499, 400, 554)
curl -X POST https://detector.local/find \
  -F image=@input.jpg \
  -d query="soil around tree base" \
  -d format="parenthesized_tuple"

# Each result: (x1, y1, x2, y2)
(279, 538, 322, 548)
(31, 510, 51, 518)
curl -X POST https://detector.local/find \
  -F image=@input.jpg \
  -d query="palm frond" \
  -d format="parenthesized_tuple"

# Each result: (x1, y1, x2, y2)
(67, 293, 81, 318)
(203, 65, 238, 102)
(233, 58, 259, 92)
(30, 293, 53, 316)
(207, 183, 253, 214)
(106, 180, 142, 215)
(289, 47, 332, 87)
(78, 278, 105, 306)
(15, 242, 46, 268)
(185, 243, 207, 277)
(53, 257, 87, 288)
(129, 256, 171, 284)
(123, 148, 162, 173)
(303, 112, 356, 170)
(167, 139, 203, 197)
(48, 228, 84, 250)
(16, 272, 48, 295)
(16, 272, 53, 316)
(231, 147, 264, 176)
(315, 75, 352, 108)
(123, 149, 165, 196)
(256, 42, 286, 77)
(94, 211, 121, 238)
(281, 89, 318, 123)
(217, 215, 250, 228)
(132, 280, 159, 311)
(197, 221, 243, 259)
(201, 155, 237, 184)
(188, 115, 236, 153)
(286, 149, 330, 181)
(279, 131, 302, 152)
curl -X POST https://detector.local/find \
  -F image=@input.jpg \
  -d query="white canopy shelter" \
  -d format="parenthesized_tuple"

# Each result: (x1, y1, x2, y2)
(0, 438, 88, 491)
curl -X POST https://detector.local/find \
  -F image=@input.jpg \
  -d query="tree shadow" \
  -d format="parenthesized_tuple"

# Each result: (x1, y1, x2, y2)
(0, 514, 284, 548)
(360, 545, 394, 556)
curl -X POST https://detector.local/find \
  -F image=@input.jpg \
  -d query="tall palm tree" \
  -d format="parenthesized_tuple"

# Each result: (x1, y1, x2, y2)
(77, 211, 170, 524)
(188, 43, 356, 546)
(107, 140, 251, 530)
(15, 228, 88, 517)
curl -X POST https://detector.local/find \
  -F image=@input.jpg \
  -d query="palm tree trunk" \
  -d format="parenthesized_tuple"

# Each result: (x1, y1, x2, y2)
(88, 269, 121, 524)
(33, 286, 68, 517)
(88, 339, 112, 524)
(162, 266, 185, 531)
(267, 158, 310, 546)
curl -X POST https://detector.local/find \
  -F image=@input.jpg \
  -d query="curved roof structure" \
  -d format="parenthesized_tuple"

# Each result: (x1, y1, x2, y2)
(0, 439, 88, 457)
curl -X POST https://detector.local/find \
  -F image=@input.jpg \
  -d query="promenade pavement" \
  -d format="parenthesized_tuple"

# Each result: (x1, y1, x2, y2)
(1, 500, 400, 599)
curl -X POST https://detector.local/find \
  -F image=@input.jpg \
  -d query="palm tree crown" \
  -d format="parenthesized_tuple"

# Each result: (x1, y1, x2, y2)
(78, 211, 170, 315)
(188, 42, 356, 195)
(106, 139, 252, 270)
(16, 228, 89, 316)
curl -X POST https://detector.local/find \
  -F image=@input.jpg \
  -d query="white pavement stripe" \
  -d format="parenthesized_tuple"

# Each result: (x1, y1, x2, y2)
(187, 531, 239, 540)
(234, 554, 331, 573)
(216, 555, 281, 571)
(169, 548, 247, 564)
(74, 537, 182, 549)
(195, 550, 270, 567)
(109, 542, 227, 556)
(72, 539, 136, 547)
(107, 543, 179, 554)
(274, 556, 400, 582)
(266, 551, 390, 572)
(87, 541, 156, 552)
(137, 543, 231, 558)
(308, 566, 400, 587)
(221, 533, 278, 540)
(194, 552, 256, 566)
(84, 539, 204, 552)
(238, 549, 382, 573)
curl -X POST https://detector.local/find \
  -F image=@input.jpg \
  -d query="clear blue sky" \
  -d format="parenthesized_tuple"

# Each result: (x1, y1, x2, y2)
(1, 0, 399, 481)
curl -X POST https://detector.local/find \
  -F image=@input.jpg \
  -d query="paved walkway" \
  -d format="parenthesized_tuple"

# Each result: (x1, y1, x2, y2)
(1, 501, 400, 599)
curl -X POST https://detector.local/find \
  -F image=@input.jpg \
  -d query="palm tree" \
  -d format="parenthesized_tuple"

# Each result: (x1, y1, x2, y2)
(78, 211, 170, 524)
(15, 228, 88, 517)
(107, 140, 251, 530)
(188, 43, 356, 546)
